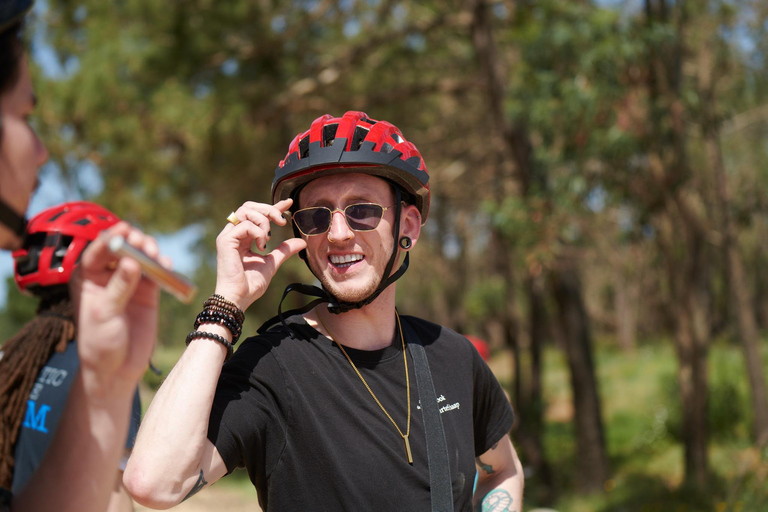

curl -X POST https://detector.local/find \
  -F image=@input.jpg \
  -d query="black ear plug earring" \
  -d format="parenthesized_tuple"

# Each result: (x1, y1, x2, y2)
(399, 236, 412, 250)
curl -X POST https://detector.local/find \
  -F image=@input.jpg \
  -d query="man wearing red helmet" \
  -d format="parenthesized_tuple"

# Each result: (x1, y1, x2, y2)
(0, 202, 142, 512)
(127, 111, 523, 511)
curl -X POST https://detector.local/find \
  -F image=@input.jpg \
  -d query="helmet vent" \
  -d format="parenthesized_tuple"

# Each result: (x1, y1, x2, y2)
(49, 235, 73, 269)
(299, 136, 310, 159)
(322, 124, 338, 146)
(22, 232, 46, 251)
(380, 142, 394, 153)
(73, 218, 92, 226)
(16, 233, 46, 276)
(350, 126, 369, 151)
(47, 210, 66, 222)
(15, 254, 37, 276)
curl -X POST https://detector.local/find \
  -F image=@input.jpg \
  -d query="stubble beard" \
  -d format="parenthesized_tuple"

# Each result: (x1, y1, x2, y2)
(313, 263, 383, 304)
(309, 240, 394, 304)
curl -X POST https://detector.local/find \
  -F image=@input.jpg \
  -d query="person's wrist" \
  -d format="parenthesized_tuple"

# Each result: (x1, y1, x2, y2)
(213, 287, 250, 312)
(186, 324, 233, 361)
(77, 366, 137, 406)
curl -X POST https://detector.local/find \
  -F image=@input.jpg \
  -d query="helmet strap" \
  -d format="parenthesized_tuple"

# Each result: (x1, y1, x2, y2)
(325, 185, 403, 313)
(0, 198, 26, 241)
(261, 187, 411, 335)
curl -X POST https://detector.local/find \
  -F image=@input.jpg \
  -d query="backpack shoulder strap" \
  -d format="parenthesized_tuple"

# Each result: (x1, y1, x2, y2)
(401, 316, 454, 512)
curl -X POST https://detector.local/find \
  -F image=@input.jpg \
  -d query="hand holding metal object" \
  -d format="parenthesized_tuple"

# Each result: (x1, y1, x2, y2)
(103, 234, 198, 304)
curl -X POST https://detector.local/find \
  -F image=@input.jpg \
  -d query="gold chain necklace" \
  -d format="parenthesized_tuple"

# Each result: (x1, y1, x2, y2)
(317, 310, 413, 464)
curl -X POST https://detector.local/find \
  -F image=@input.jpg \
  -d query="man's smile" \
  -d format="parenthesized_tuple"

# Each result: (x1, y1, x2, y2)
(329, 253, 365, 269)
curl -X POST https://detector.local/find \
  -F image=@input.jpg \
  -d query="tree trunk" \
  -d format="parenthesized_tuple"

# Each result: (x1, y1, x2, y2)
(706, 129, 768, 444)
(467, 0, 609, 495)
(513, 275, 555, 504)
(673, 297, 709, 489)
(679, 246, 710, 489)
(551, 257, 610, 492)
(657, 214, 710, 489)
(754, 240, 768, 331)
(643, 0, 711, 489)
(614, 267, 638, 352)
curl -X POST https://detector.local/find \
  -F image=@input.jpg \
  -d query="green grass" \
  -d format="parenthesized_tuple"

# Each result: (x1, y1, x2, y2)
(523, 340, 768, 512)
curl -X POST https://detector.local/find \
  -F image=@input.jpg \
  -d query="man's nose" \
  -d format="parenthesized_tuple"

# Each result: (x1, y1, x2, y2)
(327, 209, 353, 243)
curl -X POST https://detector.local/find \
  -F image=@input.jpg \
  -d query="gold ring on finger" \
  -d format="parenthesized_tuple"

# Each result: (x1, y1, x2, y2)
(226, 212, 240, 226)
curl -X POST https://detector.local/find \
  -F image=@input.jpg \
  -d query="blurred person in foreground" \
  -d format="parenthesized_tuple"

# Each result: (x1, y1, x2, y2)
(126, 111, 524, 511)
(0, 202, 143, 512)
(0, 2, 164, 510)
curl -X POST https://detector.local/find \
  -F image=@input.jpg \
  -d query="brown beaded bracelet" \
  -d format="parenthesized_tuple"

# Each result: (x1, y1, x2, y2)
(186, 330, 234, 360)
(204, 294, 245, 324)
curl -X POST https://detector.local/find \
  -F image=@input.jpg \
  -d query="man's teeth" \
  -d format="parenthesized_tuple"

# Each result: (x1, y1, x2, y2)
(330, 254, 363, 265)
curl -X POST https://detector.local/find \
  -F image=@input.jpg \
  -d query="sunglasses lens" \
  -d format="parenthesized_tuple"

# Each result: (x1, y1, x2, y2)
(294, 207, 331, 235)
(346, 204, 384, 231)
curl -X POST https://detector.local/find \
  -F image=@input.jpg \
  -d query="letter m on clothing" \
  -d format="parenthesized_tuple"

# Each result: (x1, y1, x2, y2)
(23, 400, 51, 433)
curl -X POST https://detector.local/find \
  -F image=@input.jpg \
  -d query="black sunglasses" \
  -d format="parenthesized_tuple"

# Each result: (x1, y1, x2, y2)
(292, 203, 395, 236)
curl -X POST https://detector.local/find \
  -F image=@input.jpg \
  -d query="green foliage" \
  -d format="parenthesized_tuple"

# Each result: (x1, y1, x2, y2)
(536, 342, 767, 511)
(464, 277, 507, 320)
(660, 345, 750, 444)
(0, 278, 39, 344)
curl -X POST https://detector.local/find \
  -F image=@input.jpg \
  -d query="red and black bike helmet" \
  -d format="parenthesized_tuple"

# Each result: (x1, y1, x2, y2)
(272, 111, 430, 223)
(12, 201, 120, 296)
(266, 112, 430, 317)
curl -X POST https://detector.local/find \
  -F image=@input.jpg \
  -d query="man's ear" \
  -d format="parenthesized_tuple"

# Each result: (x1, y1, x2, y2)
(399, 204, 422, 250)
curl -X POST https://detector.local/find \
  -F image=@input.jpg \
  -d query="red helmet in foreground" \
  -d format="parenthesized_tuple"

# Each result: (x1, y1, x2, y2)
(272, 111, 430, 223)
(13, 201, 120, 295)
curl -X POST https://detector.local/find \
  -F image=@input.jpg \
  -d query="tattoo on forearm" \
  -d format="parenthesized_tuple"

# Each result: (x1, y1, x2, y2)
(476, 457, 494, 475)
(182, 470, 207, 502)
(481, 489, 514, 512)
(476, 441, 500, 475)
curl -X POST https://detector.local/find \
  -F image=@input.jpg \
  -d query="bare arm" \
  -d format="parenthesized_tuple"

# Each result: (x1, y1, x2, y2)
(473, 435, 524, 512)
(106, 471, 135, 512)
(12, 223, 162, 512)
(122, 328, 230, 509)
(124, 199, 306, 508)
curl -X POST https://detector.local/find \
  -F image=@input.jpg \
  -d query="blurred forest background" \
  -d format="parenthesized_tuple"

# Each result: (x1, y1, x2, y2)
(2, 0, 768, 510)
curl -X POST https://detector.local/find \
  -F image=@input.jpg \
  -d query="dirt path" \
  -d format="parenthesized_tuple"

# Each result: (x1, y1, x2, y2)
(133, 485, 262, 512)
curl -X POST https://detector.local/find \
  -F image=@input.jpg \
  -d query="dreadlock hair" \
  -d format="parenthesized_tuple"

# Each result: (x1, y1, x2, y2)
(0, 286, 74, 489)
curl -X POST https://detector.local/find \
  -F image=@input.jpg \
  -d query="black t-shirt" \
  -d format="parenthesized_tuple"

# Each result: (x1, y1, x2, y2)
(208, 314, 514, 512)
(0, 487, 10, 512)
(11, 340, 142, 493)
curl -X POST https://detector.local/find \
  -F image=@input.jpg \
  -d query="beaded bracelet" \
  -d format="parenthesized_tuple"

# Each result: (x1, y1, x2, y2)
(204, 294, 245, 324)
(194, 310, 242, 342)
(186, 330, 234, 360)
(205, 304, 243, 319)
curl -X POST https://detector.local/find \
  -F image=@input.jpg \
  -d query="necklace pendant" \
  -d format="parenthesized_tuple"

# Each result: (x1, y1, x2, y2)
(403, 435, 413, 464)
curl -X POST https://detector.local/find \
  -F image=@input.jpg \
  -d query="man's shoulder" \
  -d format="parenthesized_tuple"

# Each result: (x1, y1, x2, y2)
(399, 314, 470, 348)
(233, 314, 316, 356)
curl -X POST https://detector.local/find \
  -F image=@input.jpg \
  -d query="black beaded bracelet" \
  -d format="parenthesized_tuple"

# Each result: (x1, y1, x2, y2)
(186, 330, 234, 360)
(195, 309, 239, 330)
(204, 294, 245, 324)
(203, 306, 245, 325)
(195, 310, 241, 342)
